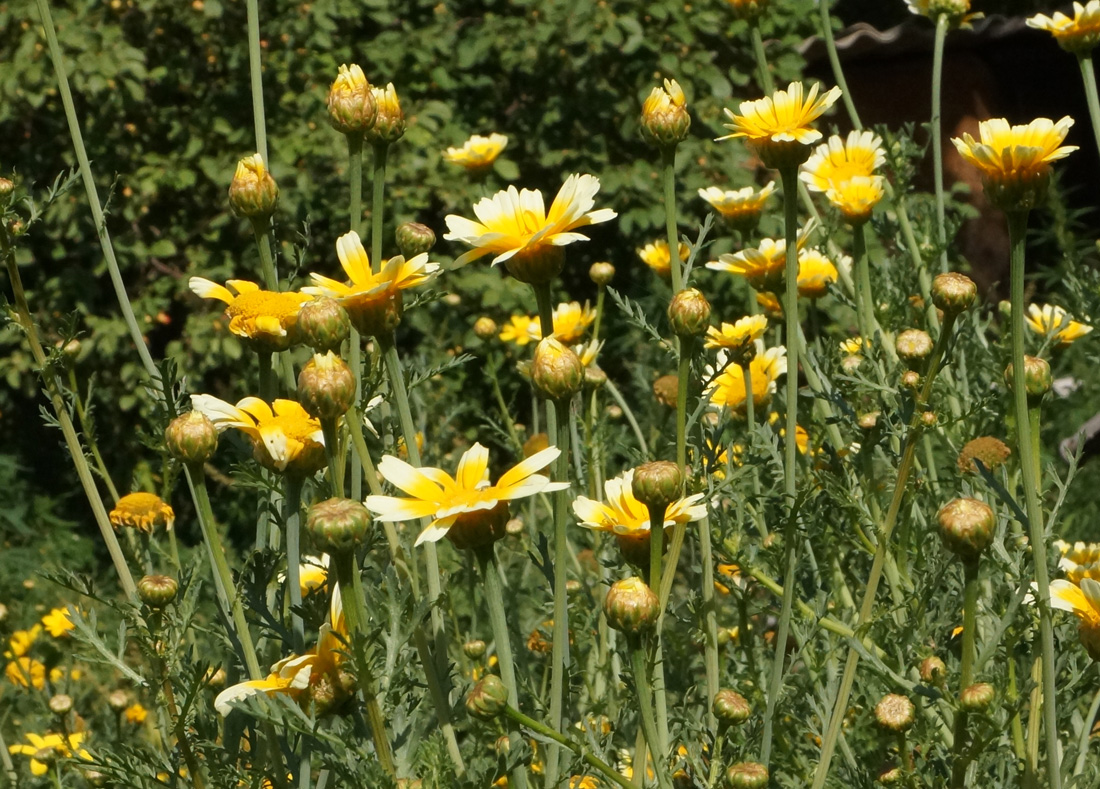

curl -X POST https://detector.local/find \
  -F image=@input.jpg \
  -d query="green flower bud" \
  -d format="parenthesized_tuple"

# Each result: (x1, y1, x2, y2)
(874, 693, 915, 732)
(725, 761, 769, 789)
(165, 411, 219, 466)
(298, 352, 356, 420)
(0, 177, 14, 207)
(604, 577, 661, 635)
(937, 497, 996, 560)
(297, 297, 351, 354)
(919, 655, 947, 686)
(895, 329, 933, 365)
(712, 689, 751, 726)
(640, 79, 691, 149)
(959, 682, 994, 712)
(1004, 356, 1052, 401)
(228, 154, 278, 220)
(589, 261, 615, 287)
(667, 288, 711, 338)
(137, 575, 179, 609)
(473, 316, 498, 340)
(49, 694, 73, 716)
(463, 639, 487, 660)
(466, 674, 509, 720)
(365, 83, 405, 145)
(631, 461, 683, 513)
(931, 272, 977, 316)
(532, 337, 583, 402)
(395, 222, 435, 258)
(306, 498, 372, 554)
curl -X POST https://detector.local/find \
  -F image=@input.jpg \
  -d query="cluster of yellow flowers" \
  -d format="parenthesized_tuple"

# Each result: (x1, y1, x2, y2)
(4, 607, 76, 691)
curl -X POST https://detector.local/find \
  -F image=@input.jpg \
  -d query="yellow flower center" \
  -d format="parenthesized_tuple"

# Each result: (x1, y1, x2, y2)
(109, 492, 174, 534)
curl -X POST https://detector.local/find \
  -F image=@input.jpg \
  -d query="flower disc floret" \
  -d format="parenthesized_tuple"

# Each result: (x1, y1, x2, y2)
(1028, 2, 1100, 53)
(719, 81, 843, 169)
(444, 133, 508, 172)
(190, 278, 311, 352)
(192, 395, 325, 476)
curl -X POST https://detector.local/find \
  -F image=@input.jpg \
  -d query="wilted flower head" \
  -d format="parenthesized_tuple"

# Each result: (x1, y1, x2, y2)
(109, 492, 175, 535)
(1028, 2, 1100, 53)
(698, 183, 775, 232)
(638, 239, 689, 280)
(1025, 304, 1093, 346)
(190, 277, 311, 352)
(191, 395, 325, 476)
(719, 81, 843, 169)
(444, 133, 508, 173)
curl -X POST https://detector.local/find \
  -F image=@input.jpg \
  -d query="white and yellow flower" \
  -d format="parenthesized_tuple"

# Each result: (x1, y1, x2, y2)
(1028, 2, 1100, 53)
(191, 395, 325, 476)
(444, 133, 508, 172)
(1025, 303, 1093, 346)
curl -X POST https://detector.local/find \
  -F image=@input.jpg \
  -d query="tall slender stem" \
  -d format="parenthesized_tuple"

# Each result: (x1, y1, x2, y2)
(699, 514, 719, 733)
(346, 134, 365, 503)
(931, 15, 950, 273)
(853, 222, 875, 342)
(249, 217, 279, 292)
(675, 338, 691, 470)
(646, 505, 670, 757)
(949, 559, 980, 787)
(628, 637, 674, 789)
(750, 26, 776, 94)
(1007, 210, 1061, 789)
(66, 367, 120, 503)
(321, 419, 343, 498)
(244, 0, 268, 163)
(1078, 54, 1100, 163)
(370, 143, 388, 273)
(284, 477, 305, 652)
(545, 396, 573, 787)
(662, 148, 682, 295)
(504, 707, 635, 789)
(819, 0, 862, 129)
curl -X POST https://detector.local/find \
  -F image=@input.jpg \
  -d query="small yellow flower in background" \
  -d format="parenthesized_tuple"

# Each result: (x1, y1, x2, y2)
(706, 222, 815, 292)
(1028, 2, 1100, 53)
(1055, 539, 1100, 584)
(1025, 304, 1093, 346)
(706, 342, 788, 414)
(306, 230, 440, 338)
(756, 291, 783, 317)
(840, 336, 869, 356)
(574, 339, 604, 369)
(5, 657, 46, 689)
(191, 395, 325, 476)
(705, 315, 768, 352)
(905, 0, 982, 28)
(638, 239, 689, 280)
(366, 443, 567, 547)
(797, 248, 839, 299)
(779, 424, 812, 455)
(640, 78, 691, 148)
(499, 315, 541, 346)
(190, 278, 311, 352)
(42, 608, 75, 638)
(719, 81, 843, 169)
(552, 301, 596, 343)
(724, 0, 769, 22)
(444, 133, 508, 172)
(108, 492, 175, 535)
(1050, 577, 1100, 659)
(9, 732, 91, 776)
(951, 117, 1077, 211)
(698, 183, 775, 232)
(443, 174, 617, 284)
(299, 556, 328, 596)
(124, 703, 148, 724)
(7, 625, 41, 658)
(569, 777, 600, 789)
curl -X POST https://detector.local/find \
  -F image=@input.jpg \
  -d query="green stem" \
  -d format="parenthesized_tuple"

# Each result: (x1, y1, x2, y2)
(742, 361, 755, 435)
(66, 367, 120, 502)
(819, 0, 862, 129)
(628, 637, 674, 789)
(661, 147, 682, 295)
(0, 726, 17, 787)
(348, 134, 364, 502)
(332, 552, 395, 776)
(853, 222, 875, 342)
(931, 15, 950, 273)
(321, 418, 343, 498)
(33, 0, 160, 384)
(675, 337, 691, 470)
(244, 0, 268, 163)
(1008, 640, 1027, 764)
(1007, 210, 1061, 789)
(545, 397, 573, 787)
(1073, 665, 1100, 776)
(504, 707, 635, 789)
(592, 286, 606, 342)
(949, 559, 980, 787)
(476, 547, 530, 789)
(370, 143, 388, 273)
(810, 312, 959, 789)
(284, 477, 304, 652)
(249, 217, 279, 292)
(605, 379, 649, 456)
(646, 505, 671, 757)
(699, 514, 719, 733)
(152, 645, 206, 789)
(1078, 55, 1100, 163)
(258, 350, 275, 403)
(750, 25, 776, 94)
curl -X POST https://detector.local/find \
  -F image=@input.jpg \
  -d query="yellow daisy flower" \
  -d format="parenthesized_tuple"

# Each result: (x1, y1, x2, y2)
(756, 291, 783, 317)
(638, 239, 689, 280)
(826, 175, 885, 224)
(552, 301, 596, 343)
(704, 315, 768, 351)
(124, 703, 149, 724)
(305, 231, 440, 338)
(9, 732, 91, 776)
(498, 315, 542, 346)
(905, 0, 982, 28)
(1028, 2, 1100, 53)
(366, 443, 568, 548)
(7, 625, 41, 658)
(41, 608, 75, 639)
(443, 174, 617, 284)
(444, 133, 509, 172)
(191, 395, 325, 476)
(951, 117, 1077, 211)
(1055, 540, 1100, 584)
(797, 248, 839, 299)
(706, 343, 788, 413)
(706, 221, 815, 292)
(801, 131, 885, 192)
(718, 81, 843, 169)
(1050, 577, 1100, 659)
(189, 278, 311, 353)
(840, 336, 869, 356)
(108, 492, 175, 535)
(5, 657, 46, 689)
(1025, 303, 1093, 346)
(698, 183, 776, 231)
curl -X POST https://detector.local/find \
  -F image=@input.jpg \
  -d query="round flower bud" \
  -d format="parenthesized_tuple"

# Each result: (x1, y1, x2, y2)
(532, 337, 583, 402)
(61, 338, 82, 361)
(713, 689, 751, 726)
(874, 694, 915, 733)
(463, 639, 487, 660)
(877, 765, 904, 785)
(298, 297, 351, 354)
(604, 576, 661, 635)
(895, 329, 933, 364)
(306, 497, 372, 553)
(589, 262, 615, 287)
(365, 83, 405, 145)
(466, 674, 509, 720)
(640, 79, 691, 149)
(667, 288, 711, 338)
(165, 411, 219, 466)
(727, 0, 769, 22)
(504, 244, 565, 285)
(138, 575, 179, 609)
(959, 682, 994, 712)
(84, 770, 108, 787)
(327, 64, 377, 136)
(584, 366, 608, 389)
(298, 352, 356, 420)
(859, 411, 880, 430)
(228, 154, 279, 220)
(445, 501, 510, 551)
(937, 497, 996, 561)
(0, 177, 13, 207)
(49, 694, 73, 716)
(653, 374, 678, 408)
(473, 316, 498, 340)
(921, 410, 938, 428)
(108, 689, 130, 712)
(725, 762, 769, 789)
(395, 222, 435, 258)
(900, 370, 921, 390)
(631, 461, 683, 513)
(1004, 356, 1052, 401)
(7, 218, 24, 237)
(920, 655, 947, 686)
(957, 437, 1011, 475)
(931, 272, 977, 316)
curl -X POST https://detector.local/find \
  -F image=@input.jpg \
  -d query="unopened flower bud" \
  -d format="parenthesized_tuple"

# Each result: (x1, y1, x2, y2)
(653, 374, 678, 408)
(604, 576, 661, 635)
(727, 0, 770, 22)
(0, 177, 13, 206)
(165, 411, 219, 466)
(7, 218, 24, 237)
(138, 575, 179, 609)
(298, 297, 351, 353)
(584, 366, 607, 388)
(589, 261, 615, 287)
(920, 655, 947, 685)
(937, 497, 996, 560)
(959, 682, 994, 711)
(931, 272, 977, 316)
(228, 154, 278, 220)
(532, 337, 583, 401)
(61, 339, 82, 361)
(858, 412, 880, 430)
(298, 352, 356, 419)
(1004, 356, 1052, 400)
(466, 675, 508, 720)
(365, 83, 405, 145)
(713, 689, 751, 726)
(921, 410, 938, 428)
(395, 222, 435, 258)
(327, 64, 377, 136)
(957, 437, 1011, 475)
(49, 694, 73, 716)
(84, 770, 108, 786)
(668, 288, 711, 338)
(877, 765, 904, 785)
(901, 370, 921, 390)
(874, 693, 915, 732)
(473, 316, 498, 340)
(895, 329, 933, 364)
(463, 639, 487, 660)
(640, 79, 691, 149)
(306, 498, 372, 553)
(725, 762, 769, 789)
(632, 461, 683, 513)
(0, 603, 8, 624)
(108, 689, 130, 712)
